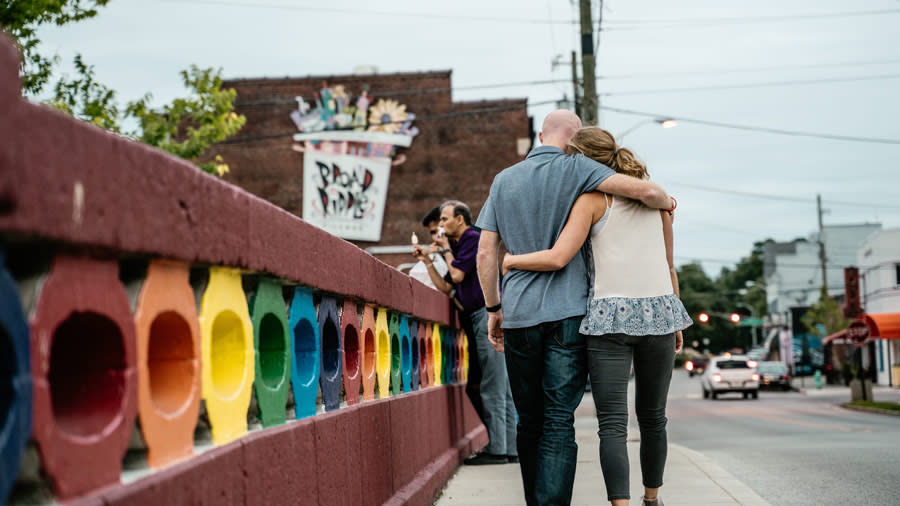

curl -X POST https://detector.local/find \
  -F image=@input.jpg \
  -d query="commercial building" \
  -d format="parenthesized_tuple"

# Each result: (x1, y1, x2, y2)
(207, 69, 532, 268)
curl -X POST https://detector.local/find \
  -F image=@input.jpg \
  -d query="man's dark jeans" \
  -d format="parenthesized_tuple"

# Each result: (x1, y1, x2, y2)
(504, 316, 587, 506)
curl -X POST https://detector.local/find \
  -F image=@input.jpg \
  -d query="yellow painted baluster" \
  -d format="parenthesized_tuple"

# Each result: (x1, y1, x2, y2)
(199, 267, 255, 445)
(375, 307, 391, 398)
(432, 322, 443, 386)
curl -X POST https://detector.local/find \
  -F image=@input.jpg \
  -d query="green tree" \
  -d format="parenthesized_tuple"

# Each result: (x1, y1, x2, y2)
(802, 288, 850, 338)
(126, 66, 246, 176)
(1, 0, 109, 95)
(47, 53, 120, 132)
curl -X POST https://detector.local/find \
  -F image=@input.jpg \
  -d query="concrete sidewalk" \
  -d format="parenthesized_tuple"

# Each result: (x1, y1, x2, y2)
(435, 395, 771, 506)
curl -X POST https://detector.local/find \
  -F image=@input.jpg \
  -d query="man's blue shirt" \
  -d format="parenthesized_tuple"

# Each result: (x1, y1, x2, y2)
(476, 146, 614, 329)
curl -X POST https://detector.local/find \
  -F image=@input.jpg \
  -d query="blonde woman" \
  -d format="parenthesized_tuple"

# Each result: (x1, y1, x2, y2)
(502, 127, 692, 506)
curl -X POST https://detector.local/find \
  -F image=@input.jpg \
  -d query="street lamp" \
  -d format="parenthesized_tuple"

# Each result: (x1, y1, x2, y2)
(616, 118, 678, 141)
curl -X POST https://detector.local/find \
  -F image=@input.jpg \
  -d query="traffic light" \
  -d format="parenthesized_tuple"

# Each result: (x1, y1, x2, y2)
(730, 313, 741, 324)
(698, 312, 710, 323)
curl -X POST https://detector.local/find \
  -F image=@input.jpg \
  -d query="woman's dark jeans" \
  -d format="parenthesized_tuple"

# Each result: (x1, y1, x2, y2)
(587, 333, 675, 501)
(504, 316, 587, 506)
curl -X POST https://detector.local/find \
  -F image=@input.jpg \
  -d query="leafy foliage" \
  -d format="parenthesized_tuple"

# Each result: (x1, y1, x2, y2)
(678, 241, 769, 354)
(126, 66, 246, 176)
(47, 53, 120, 132)
(802, 288, 850, 338)
(1, 0, 109, 95)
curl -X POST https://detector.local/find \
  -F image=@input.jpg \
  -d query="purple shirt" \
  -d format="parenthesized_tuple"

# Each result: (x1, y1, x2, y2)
(443, 227, 486, 313)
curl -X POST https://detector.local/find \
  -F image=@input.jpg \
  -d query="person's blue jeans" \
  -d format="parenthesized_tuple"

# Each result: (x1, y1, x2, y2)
(504, 316, 587, 506)
(469, 307, 517, 456)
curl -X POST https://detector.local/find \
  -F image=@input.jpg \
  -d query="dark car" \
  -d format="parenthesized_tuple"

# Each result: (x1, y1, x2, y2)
(685, 357, 710, 377)
(757, 361, 791, 391)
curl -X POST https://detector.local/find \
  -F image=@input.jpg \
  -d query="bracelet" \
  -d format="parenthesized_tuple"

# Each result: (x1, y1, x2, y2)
(440, 248, 451, 256)
(485, 303, 502, 313)
(667, 196, 677, 214)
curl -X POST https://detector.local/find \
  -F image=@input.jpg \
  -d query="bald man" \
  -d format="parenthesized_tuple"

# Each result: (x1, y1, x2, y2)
(475, 110, 673, 506)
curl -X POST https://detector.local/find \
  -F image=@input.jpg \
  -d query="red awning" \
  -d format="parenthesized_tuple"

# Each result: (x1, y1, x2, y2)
(863, 313, 900, 339)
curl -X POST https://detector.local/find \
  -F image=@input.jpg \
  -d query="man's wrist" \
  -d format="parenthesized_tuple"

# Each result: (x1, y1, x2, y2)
(485, 303, 501, 313)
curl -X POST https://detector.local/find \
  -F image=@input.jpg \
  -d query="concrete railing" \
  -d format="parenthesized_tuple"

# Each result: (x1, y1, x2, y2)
(0, 35, 484, 505)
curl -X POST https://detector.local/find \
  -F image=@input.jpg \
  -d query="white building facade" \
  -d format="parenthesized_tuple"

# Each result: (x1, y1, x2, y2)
(764, 223, 882, 319)
(859, 228, 900, 387)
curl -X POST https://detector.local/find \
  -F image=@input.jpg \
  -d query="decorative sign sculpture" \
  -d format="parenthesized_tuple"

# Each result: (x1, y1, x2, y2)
(292, 84, 418, 242)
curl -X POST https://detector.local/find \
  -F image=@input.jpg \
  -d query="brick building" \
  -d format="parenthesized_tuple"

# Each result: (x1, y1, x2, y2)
(209, 70, 533, 268)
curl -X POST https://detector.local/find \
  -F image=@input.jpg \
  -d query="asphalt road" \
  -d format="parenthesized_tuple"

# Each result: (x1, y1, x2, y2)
(656, 369, 900, 506)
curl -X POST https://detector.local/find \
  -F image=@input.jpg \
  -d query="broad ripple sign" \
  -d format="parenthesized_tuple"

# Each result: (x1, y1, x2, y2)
(291, 84, 418, 242)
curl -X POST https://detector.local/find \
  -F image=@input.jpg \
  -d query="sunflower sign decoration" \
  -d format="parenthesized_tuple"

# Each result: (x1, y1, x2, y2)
(290, 83, 418, 242)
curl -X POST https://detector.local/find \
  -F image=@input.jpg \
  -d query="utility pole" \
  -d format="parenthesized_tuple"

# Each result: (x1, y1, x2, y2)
(571, 50, 581, 118)
(817, 194, 828, 294)
(578, 0, 598, 125)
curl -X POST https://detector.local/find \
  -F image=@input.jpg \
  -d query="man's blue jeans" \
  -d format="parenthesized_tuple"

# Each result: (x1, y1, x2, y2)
(504, 316, 587, 506)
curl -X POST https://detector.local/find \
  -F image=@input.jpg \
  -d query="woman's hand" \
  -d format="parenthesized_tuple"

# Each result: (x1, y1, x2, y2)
(675, 330, 683, 354)
(501, 253, 513, 275)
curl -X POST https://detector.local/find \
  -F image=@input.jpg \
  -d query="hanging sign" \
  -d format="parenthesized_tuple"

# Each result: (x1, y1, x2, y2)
(302, 151, 392, 242)
(290, 83, 418, 242)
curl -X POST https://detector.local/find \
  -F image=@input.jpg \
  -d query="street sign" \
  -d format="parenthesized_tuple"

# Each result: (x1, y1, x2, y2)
(847, 320, 869, 345)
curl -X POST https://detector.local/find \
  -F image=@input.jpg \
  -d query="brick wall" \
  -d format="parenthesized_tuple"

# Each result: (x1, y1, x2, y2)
(208, 71, 532, 266)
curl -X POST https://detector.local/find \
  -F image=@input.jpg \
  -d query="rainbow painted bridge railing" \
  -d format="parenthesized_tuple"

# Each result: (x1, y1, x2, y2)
(0, 35, 484, 505)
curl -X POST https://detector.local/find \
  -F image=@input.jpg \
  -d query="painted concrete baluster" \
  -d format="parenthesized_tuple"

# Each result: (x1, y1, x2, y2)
(389, 311, 402, 396)
(289, 287, 320, 418)
(360, 303, 377, 401)
(30, 255, 137, 500)
(432, 323, 443, 386)
(0, 251, 31, 504)
(408, 317, 419, 392)
(418, 320, 428, 389)
(341, 299, 362, 406)
(424, 323, 434, 387)
(318, 296, 342, 412)
(461, 328, 469, 383)
(400, 314, 412, 393)
(199, 267, 255, 445)
(134, 260, 201, 467)
(249, 277, 291, 427)
(375, 308, 391, 399)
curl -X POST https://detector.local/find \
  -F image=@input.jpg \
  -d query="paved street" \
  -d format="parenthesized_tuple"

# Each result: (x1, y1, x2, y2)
(666, 369, 900, 506)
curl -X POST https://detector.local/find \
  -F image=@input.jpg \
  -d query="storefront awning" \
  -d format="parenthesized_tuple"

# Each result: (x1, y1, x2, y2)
(863, 313, 900, 339)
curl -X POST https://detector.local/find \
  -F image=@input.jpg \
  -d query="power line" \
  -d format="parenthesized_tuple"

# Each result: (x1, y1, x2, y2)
(666, 183, 900, 210)
(231, 65, 900, 104)
(601, 73, 900, 97)
(597, 58, 900, 80)
(601, 105, 900, 146)
(603, 8, 900, 30)
(155, 0, 900, 29)
(219, 98, 555, 144)
(164, 0, 576, 25)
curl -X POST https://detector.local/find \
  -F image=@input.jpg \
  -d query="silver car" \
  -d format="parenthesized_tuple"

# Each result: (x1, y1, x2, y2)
(701, 355, 760, 400)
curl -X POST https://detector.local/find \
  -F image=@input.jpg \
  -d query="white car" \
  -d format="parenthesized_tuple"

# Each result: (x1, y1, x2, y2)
(701, 355, 760, 400)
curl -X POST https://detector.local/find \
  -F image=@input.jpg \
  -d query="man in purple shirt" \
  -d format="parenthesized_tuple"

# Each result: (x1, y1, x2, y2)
(415, 200, 517, 465)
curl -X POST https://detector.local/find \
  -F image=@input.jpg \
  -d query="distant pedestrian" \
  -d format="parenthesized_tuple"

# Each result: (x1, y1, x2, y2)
(502, 126, 692, 506)
(411, 205, 485, 423)
(476, 110, 675, 505)
(414, 201, 516, 464)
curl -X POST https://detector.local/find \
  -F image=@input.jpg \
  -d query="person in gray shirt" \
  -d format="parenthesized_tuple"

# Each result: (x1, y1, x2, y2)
(475, 110, 674, 506)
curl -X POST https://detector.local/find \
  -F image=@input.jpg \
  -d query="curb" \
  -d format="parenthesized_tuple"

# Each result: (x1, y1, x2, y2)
(841, 403, 900, 417)
(671, 444, 773, 506)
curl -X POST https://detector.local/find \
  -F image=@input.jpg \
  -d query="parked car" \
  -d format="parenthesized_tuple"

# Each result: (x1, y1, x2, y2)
(685, 356, 710, 377)
(701, 355, 759, 399)
(757, 361, 791, 391)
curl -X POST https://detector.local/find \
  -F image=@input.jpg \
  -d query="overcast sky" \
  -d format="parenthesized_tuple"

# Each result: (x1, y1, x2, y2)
(34, 0, 900, 275)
